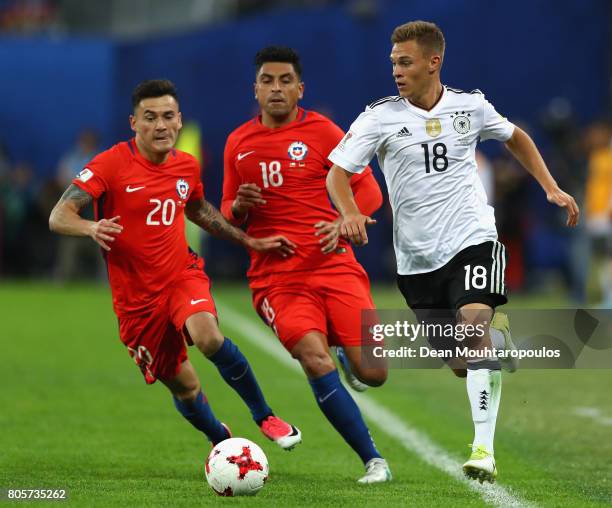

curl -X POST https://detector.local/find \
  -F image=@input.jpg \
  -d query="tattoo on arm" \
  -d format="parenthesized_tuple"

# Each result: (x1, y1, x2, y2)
(187, 198, 247, 245)
(60, 184, 93, 210)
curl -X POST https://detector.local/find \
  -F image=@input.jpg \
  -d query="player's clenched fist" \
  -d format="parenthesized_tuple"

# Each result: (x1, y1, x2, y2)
(232, 183, 266, 219)
(89, 215, 123, 251)
(246, 235, 297, 258)
(340, 213, 377, 246)
(546, 187, 580, 227)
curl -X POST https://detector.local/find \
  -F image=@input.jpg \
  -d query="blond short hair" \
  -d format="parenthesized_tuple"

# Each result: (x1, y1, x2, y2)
(391, 21, 445, 58)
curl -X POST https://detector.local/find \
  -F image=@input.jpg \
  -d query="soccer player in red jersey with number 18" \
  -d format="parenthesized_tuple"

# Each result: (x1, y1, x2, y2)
(221, 47, 391, 483)
(49, 79, 301, 453)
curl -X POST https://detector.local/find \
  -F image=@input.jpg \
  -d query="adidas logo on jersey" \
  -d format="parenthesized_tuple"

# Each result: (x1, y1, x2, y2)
(396, 126, 412, 138)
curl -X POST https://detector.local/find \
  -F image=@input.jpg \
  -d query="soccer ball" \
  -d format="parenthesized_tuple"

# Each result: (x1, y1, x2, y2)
(205, 437, 269, 496)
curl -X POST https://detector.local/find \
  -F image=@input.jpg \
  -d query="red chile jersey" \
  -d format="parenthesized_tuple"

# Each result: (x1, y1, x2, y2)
(222, 108, 374, 288)
(73, 139, 204, 317)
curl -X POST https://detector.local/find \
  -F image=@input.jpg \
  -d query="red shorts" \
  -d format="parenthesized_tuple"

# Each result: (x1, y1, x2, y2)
(251, 267, 375, 351)
(118, 267, 217, 384)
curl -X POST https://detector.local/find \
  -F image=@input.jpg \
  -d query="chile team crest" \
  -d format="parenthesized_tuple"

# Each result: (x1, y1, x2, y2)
(288, 141, 308, 161)
(176, 179, 189, 200)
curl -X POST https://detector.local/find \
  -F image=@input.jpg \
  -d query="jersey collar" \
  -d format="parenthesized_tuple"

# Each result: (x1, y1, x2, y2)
(129, 138, 176, 168)
(255, 107, 307, 130)
(403, 85, 446, 116)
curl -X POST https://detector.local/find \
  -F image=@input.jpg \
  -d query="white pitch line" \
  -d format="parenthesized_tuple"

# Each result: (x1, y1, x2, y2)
(217, 301, 534, 508)
(573, 406, 612, 426)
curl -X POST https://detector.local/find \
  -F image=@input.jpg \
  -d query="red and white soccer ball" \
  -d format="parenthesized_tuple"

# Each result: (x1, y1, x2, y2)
(205, 438, 269, 496)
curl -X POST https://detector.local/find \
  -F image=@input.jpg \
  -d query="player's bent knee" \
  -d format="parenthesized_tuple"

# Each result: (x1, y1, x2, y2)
(352, 364, 388, 386)
(196, 334, 225, 357)
(163, 376, 201, 401)
(173, 383, 201, 402)
(365, 368, 388, 386)
(457, 304, 493, 327)
(351, 361, 388, 387)
(191, 327, 224, 356)
(343, 347, 388, 386)
(293, 350, 336, 378)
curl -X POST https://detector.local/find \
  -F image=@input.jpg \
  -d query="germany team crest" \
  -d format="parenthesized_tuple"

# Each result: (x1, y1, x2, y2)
(176, 179, 189, 200)
(450, 111, 472, 134)
(425, 118, 442, 137)
(288, 141, 308, 161)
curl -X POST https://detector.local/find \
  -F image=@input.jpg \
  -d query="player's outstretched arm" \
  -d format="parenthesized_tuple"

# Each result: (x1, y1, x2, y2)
(505, 126, 580, 227)
(49, 184, 123, 251)
(326, 165, 376, 246)
(316, 169, 382, 253)
(186, 198, 296, 256)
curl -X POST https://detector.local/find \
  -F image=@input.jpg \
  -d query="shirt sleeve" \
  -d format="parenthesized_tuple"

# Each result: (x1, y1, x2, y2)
(315, 119, 352, 169)
(189, 158, 204, 201)
(71, 151, 112, 199)
(317, 117, 382, 214)
(351, 170, 383, 217)
(220, 134, 245, 225)
(479, 96, 515, 142)
(328, 107, 382, 174)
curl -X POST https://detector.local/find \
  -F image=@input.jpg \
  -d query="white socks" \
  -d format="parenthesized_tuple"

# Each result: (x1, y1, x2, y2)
(466, 361, 502, 454)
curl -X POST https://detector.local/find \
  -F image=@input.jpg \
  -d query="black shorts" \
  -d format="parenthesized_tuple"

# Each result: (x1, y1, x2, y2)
(397, 241, 507, 365)
(397, 240, 508, 311)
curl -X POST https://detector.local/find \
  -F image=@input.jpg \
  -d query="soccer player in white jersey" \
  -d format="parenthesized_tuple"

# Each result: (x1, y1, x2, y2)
(326, 20, 579, 483)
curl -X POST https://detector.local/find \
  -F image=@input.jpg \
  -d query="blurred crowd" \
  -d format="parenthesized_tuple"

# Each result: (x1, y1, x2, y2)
(480, 115, 612, 305)
(0, 0, 57, 33)
(0, 129, 103, 280)
(1, 117, 611, 304)
(0, 0, 341, 37)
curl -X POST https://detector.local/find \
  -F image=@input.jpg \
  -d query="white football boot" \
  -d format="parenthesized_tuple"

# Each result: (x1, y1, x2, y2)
(357, 458, 392, 484)
(463, 445, 497, 484)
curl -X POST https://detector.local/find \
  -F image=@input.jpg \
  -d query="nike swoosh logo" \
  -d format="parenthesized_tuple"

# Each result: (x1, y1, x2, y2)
(318, 389, 337, 403)
(237, 151, 255, 161)
(230, 366, 249, 381)
(126, 185, 145, 193)
(190, 298, 208, 305)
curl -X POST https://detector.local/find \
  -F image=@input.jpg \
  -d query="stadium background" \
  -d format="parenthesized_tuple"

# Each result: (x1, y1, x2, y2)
(0, 0, 611, 301)
(1, 2, 612, 506)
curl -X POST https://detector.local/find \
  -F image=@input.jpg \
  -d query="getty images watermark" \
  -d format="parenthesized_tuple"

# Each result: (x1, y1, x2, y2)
(360, 309, 612, 369)
(368, 319, 550, 360)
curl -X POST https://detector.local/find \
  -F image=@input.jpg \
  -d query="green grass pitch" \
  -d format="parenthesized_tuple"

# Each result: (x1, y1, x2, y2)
(1, 282, 611, 507)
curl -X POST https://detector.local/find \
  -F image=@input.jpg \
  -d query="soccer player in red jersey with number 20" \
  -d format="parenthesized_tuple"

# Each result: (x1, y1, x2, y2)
(221, 47, 391, 483)
(49, 79, 301, 452)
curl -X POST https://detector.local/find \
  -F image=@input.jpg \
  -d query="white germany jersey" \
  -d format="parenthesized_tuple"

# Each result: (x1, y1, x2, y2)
(329, 85, 515, 275)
